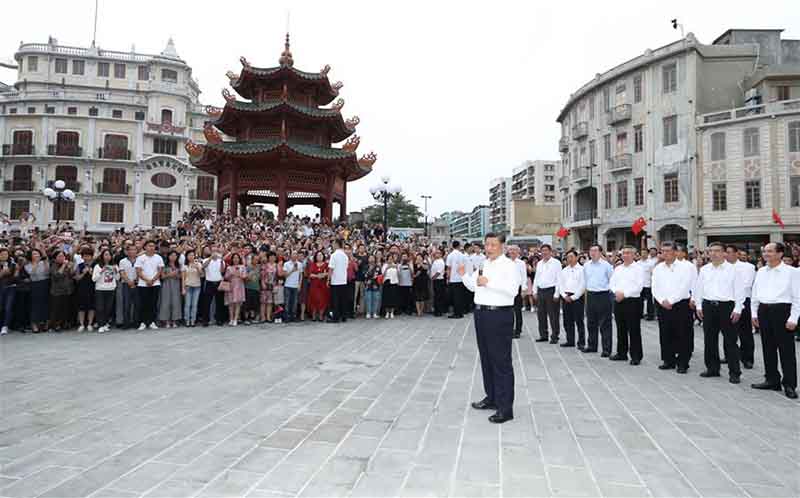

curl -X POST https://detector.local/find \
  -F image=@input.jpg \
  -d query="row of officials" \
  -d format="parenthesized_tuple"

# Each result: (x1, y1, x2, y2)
(460, 236, 798, 424)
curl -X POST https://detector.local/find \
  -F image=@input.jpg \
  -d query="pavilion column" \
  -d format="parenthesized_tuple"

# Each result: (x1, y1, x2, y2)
(229, 167, 239, 216)
(277, 172, 288, 220)
(216, 189, 223, 214)
(340, 181, 347, 220)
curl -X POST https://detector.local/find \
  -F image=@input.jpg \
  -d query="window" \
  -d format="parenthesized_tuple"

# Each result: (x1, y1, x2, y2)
(45, 106, 55, 114)
(791, 176, 800, 207)
(102, 168, 127, 194)
(153, 138, 178, 155)
(68, 106, 77, 115)
(89, 106, 99, 117)
(9, 108, 16, 114)
(589, 140, 596, 165)
(745, 180, 761, 209)
(589, 95, 595, 120)
(102, 134, 129, 159)
(27, 107, 35, 114)
(55, 165, 78, 191)
(545, 164, 555, 171)
(100, 203, 124, 223)
(53, 199, 75, 221)
(151, 202, 172, 227)
(663, 115, 677, 146)
(603, 134, 611, 160)
(712, 183, 727, 211)
(138, 65, 149, 81)
(151, 172, 177, 188)
(789, 122, 800, 152)
(161, 109, 173, 124)
(196, 176, 215, 201)
(616, 132, 627, 155)
(12, 130, 33, 148)
(55, 131, 80, 156)
(743, 128, 759, 157)
(604, 183, 612, 209)
(633, 75, 642, 103)
(545, 175, 554, 181)
(134, 111, 145, 121)
(545, 184, 555, 192)
(634, 177, 644, 206)
(10, 200, 30, 220)
(662, 63, 677, 93)
(603, 88, 610, 111)
(27, 56, 38, 72)
(12, 165, 32, 191)
(710, 132, 726, 161)
(664, 174, 679, 203)
(55, 58, 67, 74)
(114, 63, 126, 79)
(72, 60, 85, 75)
(616, 180, 628, 207)
(112, 109, 123, 119)
(161, 69, 178, 83)
(634, 125, 643, 152)
(777, 86, 790, 101)
(97, 62, 109, 77)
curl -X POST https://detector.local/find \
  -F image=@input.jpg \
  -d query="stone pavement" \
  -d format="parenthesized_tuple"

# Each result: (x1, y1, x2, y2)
(0, 314, 798, 498)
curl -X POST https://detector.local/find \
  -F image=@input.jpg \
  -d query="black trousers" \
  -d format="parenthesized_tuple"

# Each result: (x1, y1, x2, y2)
(433, 280, 447, 315)
(95, 290, 116, 327)
(586, 291, 613, 353)
(657, 299, 691, 368)
(474, 307, 514, 416)
(513, 287, 523, 333)
(702, 300, 741, 376)
(614, 297, 642, 361)
(758, 303, 796, 389)
(536, 287, 559, 340)
(345, 281, 355, 317)
(562, 295, 586, 346)
(203, 281, 225, 325)
(737, 298, 755, 364)
(449, 282, 465, 317)
(331, 284, 348, 321)
(642, 287, 655, 319)
(138, 286, 159, 326)
(400, 286, 414, 314)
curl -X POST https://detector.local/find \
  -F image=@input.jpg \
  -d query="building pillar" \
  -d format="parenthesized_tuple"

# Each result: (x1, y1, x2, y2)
(277, 172, 288, 220)
(229, 167, 239, 216)
(133, 170, 143, 226)
(322, 196, 332, 222)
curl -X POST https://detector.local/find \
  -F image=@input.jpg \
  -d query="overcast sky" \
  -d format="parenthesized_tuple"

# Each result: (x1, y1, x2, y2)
(2, 0, 799, 218)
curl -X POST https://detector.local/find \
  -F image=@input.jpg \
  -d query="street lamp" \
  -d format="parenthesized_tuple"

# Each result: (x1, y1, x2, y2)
(369, 176, 402, 236)
(43, 179, 76, 227)
(420, 194, 432, 238)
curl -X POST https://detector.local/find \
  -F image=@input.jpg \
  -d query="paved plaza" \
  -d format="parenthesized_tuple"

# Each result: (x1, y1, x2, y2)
(0, 314, 798, 498)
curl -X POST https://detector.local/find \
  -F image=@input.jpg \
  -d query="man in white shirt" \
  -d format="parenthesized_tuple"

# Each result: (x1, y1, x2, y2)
(609, 246, 645, 364)
(532, 244, 562, 343)
(117, 244, 139, 329)
(327, 240, 349, 323)
(459, 232, 519, 424)
(652, 241, 696, 373)
(726, 245, 756, 370)
(558, 250, 585, 349)
(509, 246, 528, 339)
(430, 249, 447, 316)
(640, 248, 658, 321)
(202, 247, 226, 326)
(750, 242, 799, 399)
(134, 240, 164, 330)
(446, 241, 466, 318)
(692, 242, 744, 383)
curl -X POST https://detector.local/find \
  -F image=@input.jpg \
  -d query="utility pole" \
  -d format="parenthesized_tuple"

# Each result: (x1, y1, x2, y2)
(421, 195, 431, 238)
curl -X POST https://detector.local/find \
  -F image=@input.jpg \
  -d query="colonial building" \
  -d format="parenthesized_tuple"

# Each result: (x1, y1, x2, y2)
(555, 29, 800, 250)
(0, 37, 215, 232)
(448, 205, 489, 241)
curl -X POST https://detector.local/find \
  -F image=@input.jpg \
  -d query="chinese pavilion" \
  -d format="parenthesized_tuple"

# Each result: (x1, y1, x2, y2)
(186, 34, 376, 220)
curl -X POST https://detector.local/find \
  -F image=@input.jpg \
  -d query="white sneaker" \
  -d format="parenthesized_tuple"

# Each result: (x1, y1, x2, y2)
(97, 326, 107, 333)
(87, 324, 95, 331)
(77, 325, 85, 332)
(149, 323, 159, 330)
(0, 326, 7, 335)
(138, 323, 147, 331)
(389, 312, 395, 319)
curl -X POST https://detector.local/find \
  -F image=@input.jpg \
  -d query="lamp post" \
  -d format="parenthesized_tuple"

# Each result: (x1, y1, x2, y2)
(369, 175, 402, 236)
(43, 179, 76, 227)
(420, 194, 431, 238)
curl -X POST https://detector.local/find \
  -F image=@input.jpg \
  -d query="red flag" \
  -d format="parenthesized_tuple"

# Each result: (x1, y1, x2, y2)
(631, 217, 647, 236)
(772, 209, 785, 229)
(556, 227, 570, 239)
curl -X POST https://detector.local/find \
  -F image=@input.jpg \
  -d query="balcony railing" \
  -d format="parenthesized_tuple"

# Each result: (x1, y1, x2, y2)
(609, 153, 633, 173)
(98, 147, 132, 160)
(48, 144, 83, 157)
(698, 98, 800, 125)
(574, 209, 596, 221)
(570, 168, 589, 183)
(2, 144, 34, 155)
(96, 182, 131, 194)
(559, 136, 569, 152)
(607, 104, 631, 125)
(4, 180, 35, 192)
(47, 180, 80, 191)
(571, 122, 589, 140)
(559, 176, 570, 189)
(189, 189, 216, 201)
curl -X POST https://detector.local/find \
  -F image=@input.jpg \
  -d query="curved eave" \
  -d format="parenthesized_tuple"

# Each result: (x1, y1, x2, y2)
(213, 101, 353, 141)
(189, 140, 357, 172)
(232, 66, 337, 104)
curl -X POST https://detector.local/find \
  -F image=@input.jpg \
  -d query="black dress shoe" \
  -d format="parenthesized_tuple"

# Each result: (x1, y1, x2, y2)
(600, 351, 610, 358)
(535, 337, 548, 343)
(676, 367, 688, 374)
(610, 354, 627, 361)
(629, 359, 641, 366)
(751, 381, 782, 390)
(326, 319, 340, 324)
(785, 387, 798, 399)
(448, 315, 463, 319)
(549, 338, 558, 344)
(658, 363, 676, 370)
(512, 333, 521, 339)
(471, 399, 497, 410)
(699, 370, 720, 378)
(488, 412, 514, 424)
(583, 348, 597, 353)
(742, 361, 754, 370)
(560, 342, 575, 348)
(434, 313, 442, 317)
(729, 375, 741, 384)
(577, 345, 586, 351)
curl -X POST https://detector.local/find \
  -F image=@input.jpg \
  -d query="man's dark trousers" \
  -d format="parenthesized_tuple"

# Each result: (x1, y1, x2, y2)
(474, 307, 514, 416)
(433, 279, 447, 315)
(657, 299, 691, 368)
(737, 298, 755, 365)
(330, 284, 348, 322)
(586, 291, 613, 353)
(562, 294, 585, 347)
(512, 287, 523, 334)
(614, 297, 643, 361)
(702, 300, 741, 377)
(449, 282, 464, 317)
(757, 303, 796, 389)
(536, 287, 559, 341)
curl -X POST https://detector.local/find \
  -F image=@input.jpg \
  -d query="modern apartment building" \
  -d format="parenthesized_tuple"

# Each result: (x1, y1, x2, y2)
(448, 205, 489, 241)
(488, 176, 511, 234)
(0, 37, 215, 232)
(510, 160, 559, 204)
(555, 29, 800, 250)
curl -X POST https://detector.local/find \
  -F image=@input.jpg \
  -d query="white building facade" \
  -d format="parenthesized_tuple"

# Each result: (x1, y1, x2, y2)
(448, 205, 489, 241)
(488, 177, 511, 234)
(0, 38, 215, 232)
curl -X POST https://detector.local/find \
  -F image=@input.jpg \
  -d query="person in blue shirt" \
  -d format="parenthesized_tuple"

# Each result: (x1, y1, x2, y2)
(583, 244, 614, 355)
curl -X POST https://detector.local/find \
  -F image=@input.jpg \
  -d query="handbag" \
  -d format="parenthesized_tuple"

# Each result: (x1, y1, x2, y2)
(218, 280, 232, 292)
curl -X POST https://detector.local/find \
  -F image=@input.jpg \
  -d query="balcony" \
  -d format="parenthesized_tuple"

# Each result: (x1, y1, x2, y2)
(559, 136, 569, 152)
(98, 147, 132, 160)
(2, 144, 34, 155)
(571, 122, 589, 140)
(48, 144, 83, 157)
(609, 153, 633, 173)
(559, 176, 570, 189)
(47, 180, 80, 191)
(4, 180, 35, 192)
(189, 189, 216, 201)
(570, 168, 589, 184)
(574, 209, 596, 221)
(699, 98, 800, 125)
(96, 182, 131, 195)
(607, 104, 631, 125)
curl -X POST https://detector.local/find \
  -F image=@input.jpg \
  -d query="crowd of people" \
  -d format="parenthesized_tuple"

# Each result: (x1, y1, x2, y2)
(0, 209, 797, 398)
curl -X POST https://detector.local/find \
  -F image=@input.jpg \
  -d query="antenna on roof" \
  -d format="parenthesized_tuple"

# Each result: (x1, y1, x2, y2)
(91, 0, 99, 47)
(670, 18, 685, 39)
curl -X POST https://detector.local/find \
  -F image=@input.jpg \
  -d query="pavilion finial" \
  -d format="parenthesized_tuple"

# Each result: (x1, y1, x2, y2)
(279, 32, 294, 67)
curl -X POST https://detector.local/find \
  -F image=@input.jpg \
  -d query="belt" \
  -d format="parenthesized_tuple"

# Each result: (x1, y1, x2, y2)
(588, 290, 610, 294)
(759, 302, 790, 308)
(703, 299, 733, 306)
(475, 305, 513, 311)
(538, 286, 555, 292)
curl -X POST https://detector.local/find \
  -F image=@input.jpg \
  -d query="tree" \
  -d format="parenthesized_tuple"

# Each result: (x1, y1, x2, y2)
(362, 193, 423, 228)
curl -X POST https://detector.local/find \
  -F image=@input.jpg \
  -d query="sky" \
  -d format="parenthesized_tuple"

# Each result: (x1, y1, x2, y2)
(1, 0, 799, 219)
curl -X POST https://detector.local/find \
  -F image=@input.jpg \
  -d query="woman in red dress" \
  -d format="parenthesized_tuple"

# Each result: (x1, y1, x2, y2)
(307, 250, 330, 321)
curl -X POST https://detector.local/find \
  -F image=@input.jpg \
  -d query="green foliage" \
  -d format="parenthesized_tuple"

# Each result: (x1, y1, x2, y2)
(362, 193, 423, 228)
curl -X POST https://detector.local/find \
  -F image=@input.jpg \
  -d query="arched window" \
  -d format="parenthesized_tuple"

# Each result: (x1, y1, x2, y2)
(151, 172, 177, 189)
(102, 134, 129, 159)
(102, 168, 127, 194)
(161, 109, 173, 124)
(11, 130, 33, 154)
(55, 165, 78, 191)
(710, 132, 726, 161)
(9, 164, 32, 191)
(55, 131, 80, 156)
